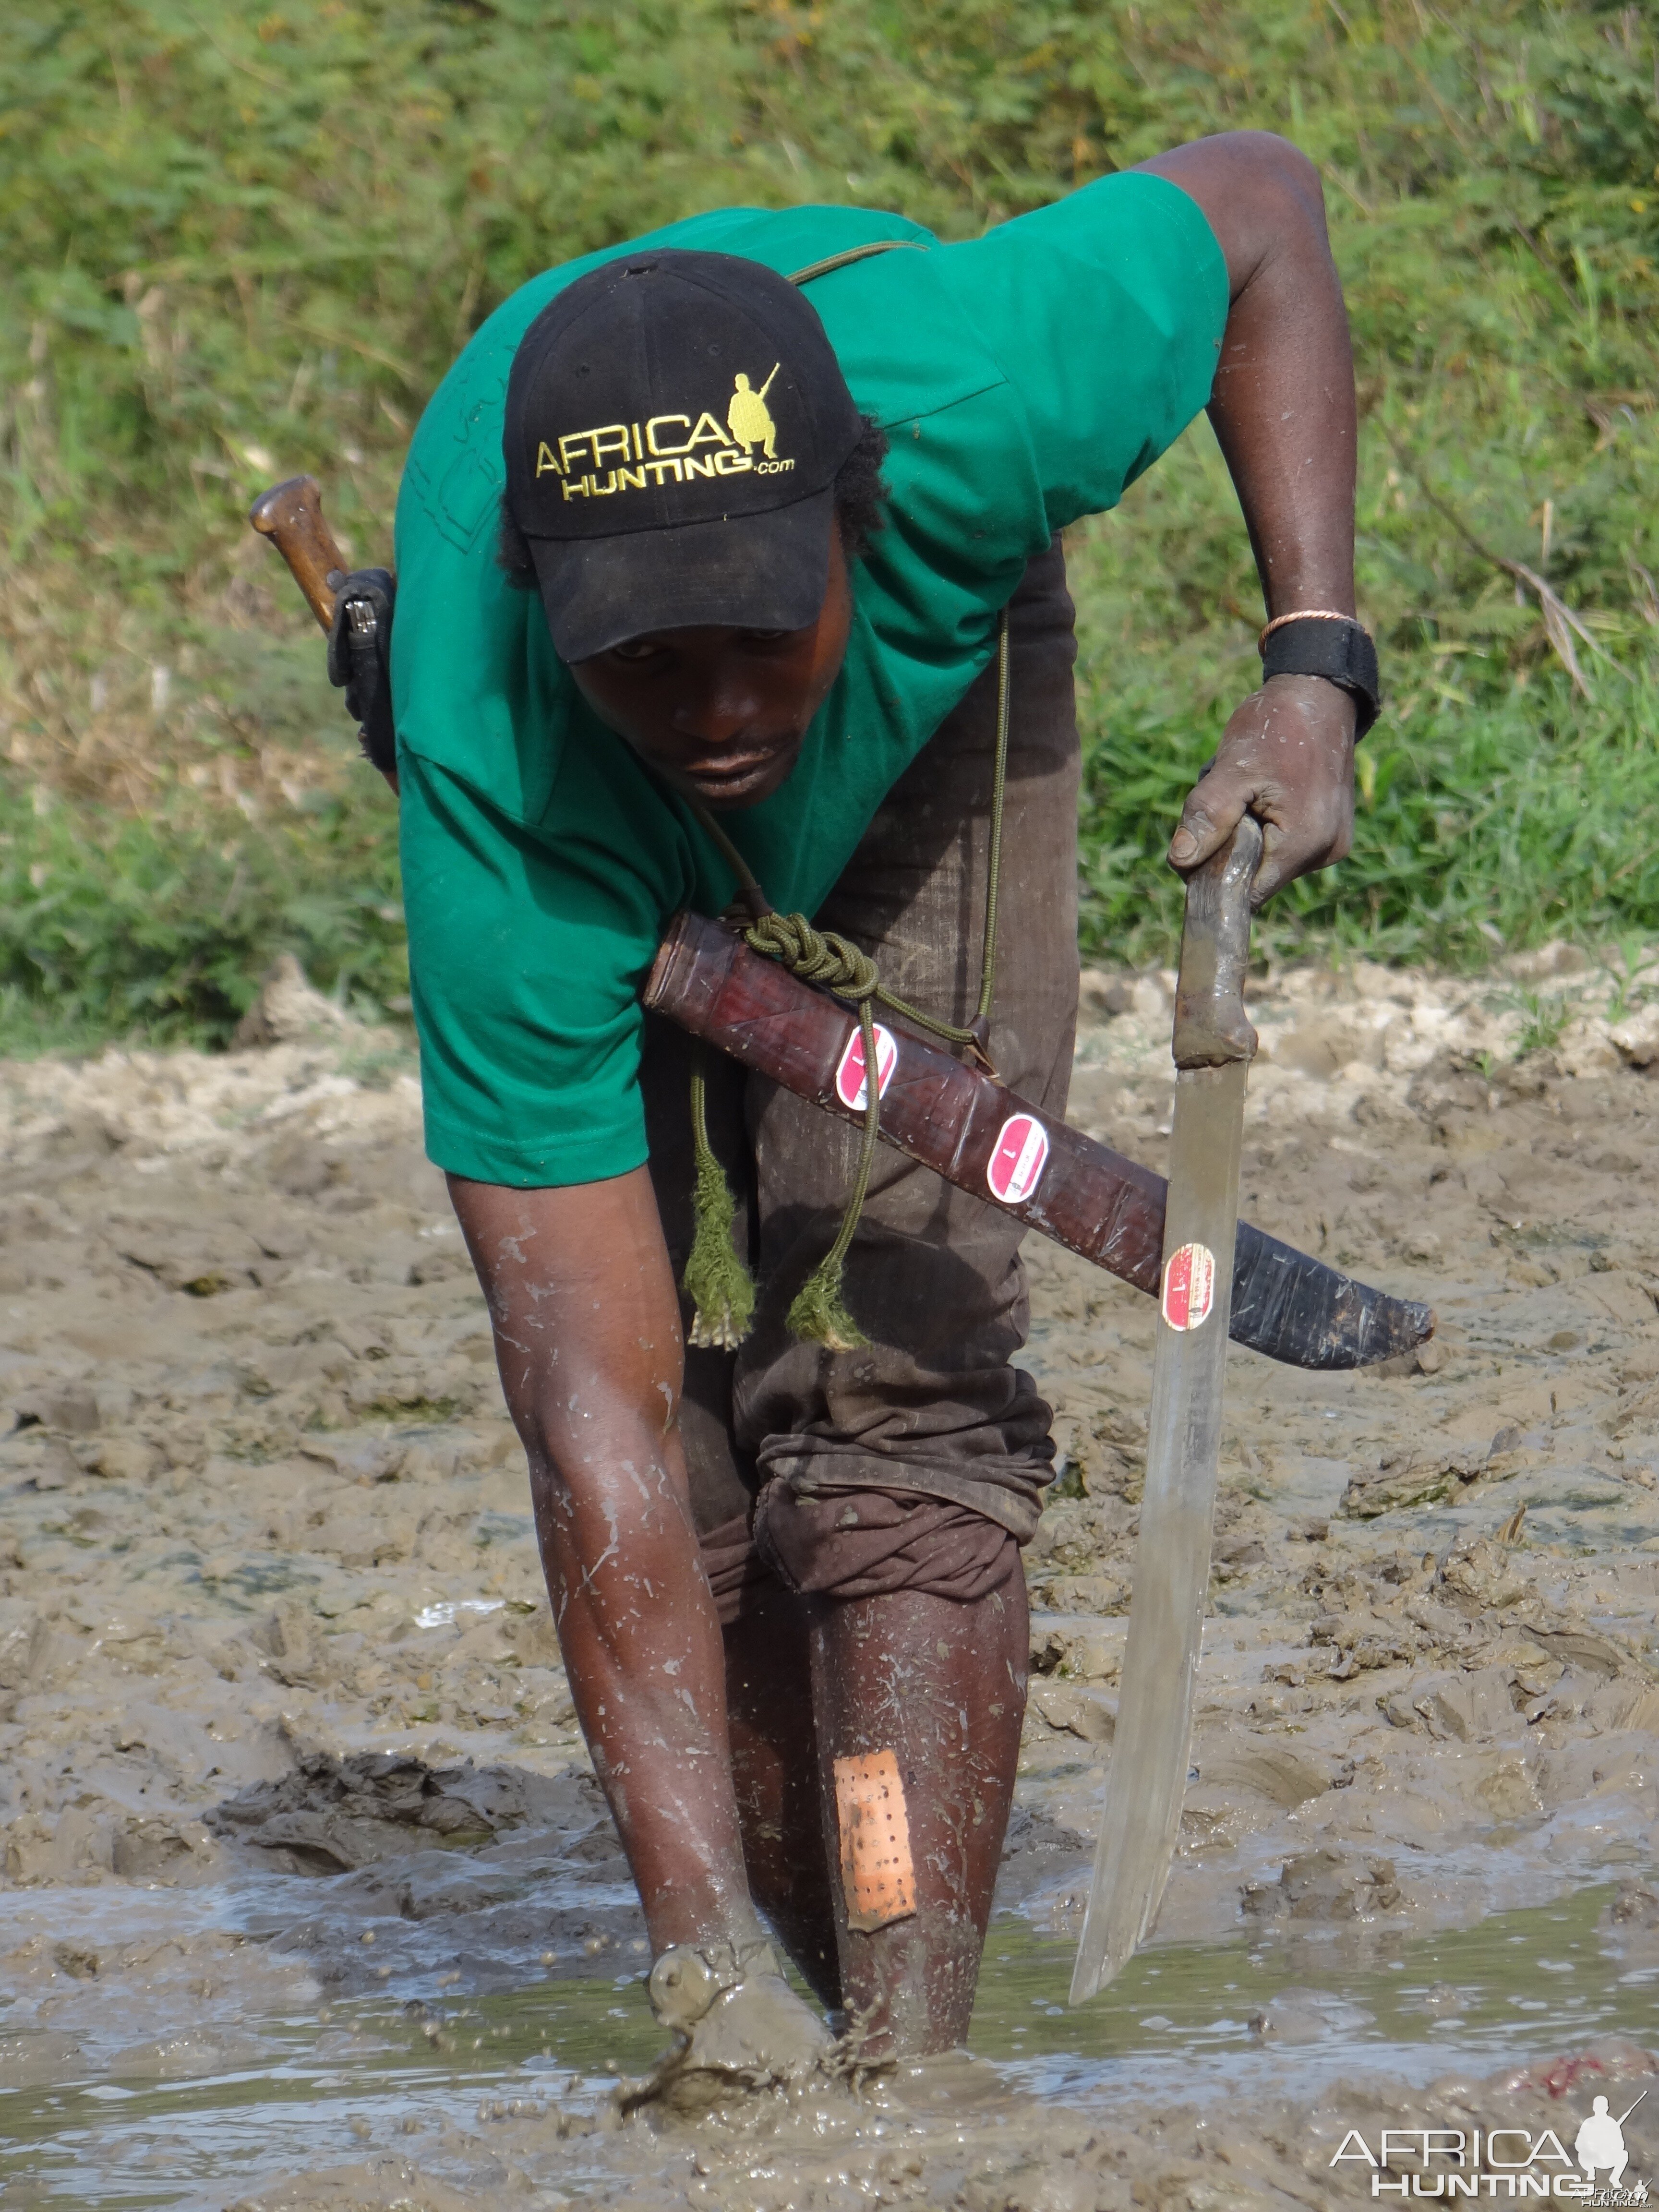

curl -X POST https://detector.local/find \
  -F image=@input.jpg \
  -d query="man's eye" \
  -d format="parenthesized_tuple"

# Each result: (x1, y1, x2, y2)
(742, 628, 786, 643)
(610, 639, 665, 663)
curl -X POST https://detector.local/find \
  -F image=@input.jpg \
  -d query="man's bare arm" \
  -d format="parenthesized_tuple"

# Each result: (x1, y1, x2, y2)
(1136, 131, 1359, 903)
(447, 1167, 764, 1954)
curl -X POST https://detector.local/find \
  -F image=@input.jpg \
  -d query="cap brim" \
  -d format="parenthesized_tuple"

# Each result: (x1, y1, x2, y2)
(530, 493, 836, 663)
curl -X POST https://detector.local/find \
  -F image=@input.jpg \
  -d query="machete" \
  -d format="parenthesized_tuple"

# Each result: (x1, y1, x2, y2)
(247, 471, 1433, 1373)
(1070, 814, 1263, 2005)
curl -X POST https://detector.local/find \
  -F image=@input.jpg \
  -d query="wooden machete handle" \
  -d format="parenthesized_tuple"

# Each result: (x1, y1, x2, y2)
(1170, 813, 1264, 1070)
(248, 475, 347, 634)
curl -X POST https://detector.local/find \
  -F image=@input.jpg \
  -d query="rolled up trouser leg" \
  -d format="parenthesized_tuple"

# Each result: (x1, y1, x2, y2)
(752, 1482, 1023, 1607)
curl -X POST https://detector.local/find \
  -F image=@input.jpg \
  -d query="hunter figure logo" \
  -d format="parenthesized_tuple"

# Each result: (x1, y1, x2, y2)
(541, 359, 795, 502)
(986, 1114, 1050, 1206)
(1162, 1241, 1216, 1331)
(727, 366, 780, 458)
(1579, 2098, 1644, 2191)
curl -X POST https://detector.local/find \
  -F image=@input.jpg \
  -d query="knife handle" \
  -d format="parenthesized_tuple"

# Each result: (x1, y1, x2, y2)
(1170, 814, 1263, 1070)
(249, 474, 347, 633)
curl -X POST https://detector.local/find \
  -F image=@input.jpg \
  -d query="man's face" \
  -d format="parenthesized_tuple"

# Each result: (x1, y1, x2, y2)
(568, 528, 852, 810)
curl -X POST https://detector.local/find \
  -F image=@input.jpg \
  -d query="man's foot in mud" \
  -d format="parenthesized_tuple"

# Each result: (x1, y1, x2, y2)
(619, 1938, 834, 2116)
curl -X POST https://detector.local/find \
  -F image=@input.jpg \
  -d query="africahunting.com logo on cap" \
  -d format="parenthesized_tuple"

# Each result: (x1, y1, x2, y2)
(533, 362, 798, 505)
(1331, 2090, 1647, 2203)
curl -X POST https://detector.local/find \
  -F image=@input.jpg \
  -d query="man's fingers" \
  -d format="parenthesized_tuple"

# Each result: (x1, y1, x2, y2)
(1167, 783, 1247, 873)
(1248, 826, 1293, 905)
(1247, 805, 1350, 905)
(1171, 679, 1355, 891)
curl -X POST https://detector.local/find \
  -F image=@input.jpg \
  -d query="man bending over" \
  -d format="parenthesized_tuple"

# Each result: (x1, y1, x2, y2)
(389, 132, 1372, 2092)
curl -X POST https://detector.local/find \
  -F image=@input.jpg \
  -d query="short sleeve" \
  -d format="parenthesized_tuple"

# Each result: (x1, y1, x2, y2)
(932, 172, 1229, 535)
(398, 751, 676, 1187)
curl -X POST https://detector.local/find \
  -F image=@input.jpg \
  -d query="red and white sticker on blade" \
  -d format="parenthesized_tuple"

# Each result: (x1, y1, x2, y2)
(986, 1113, 1050, 1206)
(835, 1023, 898, 1111)
(1161, 1242, 1217, 1332)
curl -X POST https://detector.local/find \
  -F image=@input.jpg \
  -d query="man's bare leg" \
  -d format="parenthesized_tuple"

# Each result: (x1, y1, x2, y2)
(722, 1585, 842, 2010)
(521, 1440, 765, 1954)
(810, 1577, 1029, 2055)
(447, 1170, 827, 2090)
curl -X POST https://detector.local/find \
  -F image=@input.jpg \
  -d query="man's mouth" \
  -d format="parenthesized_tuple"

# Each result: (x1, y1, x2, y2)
(682, 741, 797, 799)
(691, 756, 767, 784)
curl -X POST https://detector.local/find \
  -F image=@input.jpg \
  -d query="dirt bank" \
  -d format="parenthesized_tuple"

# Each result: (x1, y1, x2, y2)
(2, 942, 1658, 2207)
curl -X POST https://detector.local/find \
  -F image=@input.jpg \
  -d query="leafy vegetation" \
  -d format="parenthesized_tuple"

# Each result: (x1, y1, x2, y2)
(2, 0, 1656, 1040)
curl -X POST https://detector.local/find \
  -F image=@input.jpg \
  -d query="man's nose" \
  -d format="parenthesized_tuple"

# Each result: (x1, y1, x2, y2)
(671, 676, 756, 748)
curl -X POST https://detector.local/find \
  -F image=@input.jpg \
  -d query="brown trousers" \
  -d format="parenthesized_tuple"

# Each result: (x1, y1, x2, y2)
(640, 537, 1081, 1616)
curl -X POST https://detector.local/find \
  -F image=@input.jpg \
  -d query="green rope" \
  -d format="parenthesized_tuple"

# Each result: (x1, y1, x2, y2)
(785, 994, 881, 1350)
(688, 612, 1010, 1059)
(686, 801, 773, 922)
(974, 603, 1012, 1042)
(681, 1051, 755, 1351)
(738, 913, 880, 1348)
(742, 911, 878, 998)
(678, 610, 1012, 1352)
(786, 240, 930, 287)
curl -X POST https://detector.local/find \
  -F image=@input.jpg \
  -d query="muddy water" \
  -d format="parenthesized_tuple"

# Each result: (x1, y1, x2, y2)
(3, 944, 1659, 2206)
(5, 1893, 1658, 2206)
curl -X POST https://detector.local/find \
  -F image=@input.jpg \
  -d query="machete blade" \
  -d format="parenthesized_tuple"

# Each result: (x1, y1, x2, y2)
(1070, 817, 1262, 2007)
(1069, 1057, 1247, 2001)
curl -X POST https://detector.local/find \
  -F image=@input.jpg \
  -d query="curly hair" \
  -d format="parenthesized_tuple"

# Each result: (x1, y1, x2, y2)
(831, 415, 890, 562)
(496, 414, 890, 597)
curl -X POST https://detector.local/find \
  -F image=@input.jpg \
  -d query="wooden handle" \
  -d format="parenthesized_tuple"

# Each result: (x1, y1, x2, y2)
(1170, 814, 1263, 1070)
(248, 475, 347, 633)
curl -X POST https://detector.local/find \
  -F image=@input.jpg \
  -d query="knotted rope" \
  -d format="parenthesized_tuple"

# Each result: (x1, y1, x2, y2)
(743, 916, 884, 1349)
(681, 913, 883, 1352)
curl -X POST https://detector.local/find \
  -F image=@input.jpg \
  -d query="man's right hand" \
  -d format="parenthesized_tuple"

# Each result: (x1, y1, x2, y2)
(1168, 672, 1356, 905)
(446, 1166, 767, 1959)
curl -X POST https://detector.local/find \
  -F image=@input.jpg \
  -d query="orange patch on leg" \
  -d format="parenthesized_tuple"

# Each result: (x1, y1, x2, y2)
(832, 1749, 917, 1933)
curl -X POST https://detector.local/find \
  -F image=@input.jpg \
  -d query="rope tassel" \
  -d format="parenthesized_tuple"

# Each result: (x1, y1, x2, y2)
(784, 995, 880, 1353)
(683, 1058, 756, 1350)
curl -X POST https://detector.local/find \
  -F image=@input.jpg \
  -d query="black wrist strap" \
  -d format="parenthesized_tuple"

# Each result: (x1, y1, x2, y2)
(1261, 616, 1380, 738)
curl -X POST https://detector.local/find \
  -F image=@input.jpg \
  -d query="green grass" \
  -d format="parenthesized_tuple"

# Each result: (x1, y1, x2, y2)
(0, 769, 406, 1048)
(2, 1, 1657, 1043)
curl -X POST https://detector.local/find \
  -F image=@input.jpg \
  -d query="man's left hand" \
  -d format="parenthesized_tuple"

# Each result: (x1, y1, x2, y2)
(1166, 673, 1355, 905)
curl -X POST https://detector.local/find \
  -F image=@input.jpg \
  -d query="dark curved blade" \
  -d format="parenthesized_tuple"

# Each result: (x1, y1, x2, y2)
(1231, 1224, 1433, 1370)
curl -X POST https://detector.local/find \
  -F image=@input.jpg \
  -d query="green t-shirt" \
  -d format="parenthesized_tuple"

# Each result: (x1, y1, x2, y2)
(394, 174, 1227, 1186)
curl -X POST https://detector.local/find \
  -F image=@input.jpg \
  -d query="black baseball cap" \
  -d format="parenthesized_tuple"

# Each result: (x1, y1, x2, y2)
(503, 250, 864, 663)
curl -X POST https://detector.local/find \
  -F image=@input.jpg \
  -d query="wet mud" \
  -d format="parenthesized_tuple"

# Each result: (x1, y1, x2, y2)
(3, 943, 1659, 2205)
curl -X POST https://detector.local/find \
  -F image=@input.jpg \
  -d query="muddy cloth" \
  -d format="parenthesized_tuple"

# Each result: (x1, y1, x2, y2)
(642, 537, 1080, 1615)
(755, 1488, 1026, 1608)
(699, 1494, 1022, 1614)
